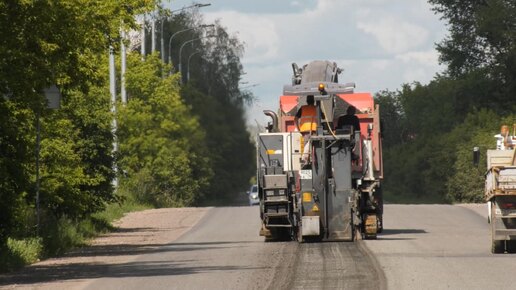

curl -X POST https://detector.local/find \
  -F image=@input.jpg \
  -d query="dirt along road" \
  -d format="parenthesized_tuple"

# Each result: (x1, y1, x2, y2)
(1, 204, 515, 290)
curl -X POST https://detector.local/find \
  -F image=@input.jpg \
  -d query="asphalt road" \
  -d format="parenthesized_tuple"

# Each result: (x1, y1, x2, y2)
(2, 204, 516, 290)
(364, 204, 516, 290)
(83, 206, 383, 290)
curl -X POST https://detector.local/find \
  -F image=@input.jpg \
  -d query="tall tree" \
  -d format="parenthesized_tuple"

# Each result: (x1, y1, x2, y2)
(0, 0, 155, 244)
(163, 13, 256, 202)
(429, 0, 516, 111)
(117, 53, 212, 207)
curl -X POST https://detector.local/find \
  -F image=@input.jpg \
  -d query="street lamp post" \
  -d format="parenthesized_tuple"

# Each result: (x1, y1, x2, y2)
(160, 3, 211, 63)
(141, 14, 146, 58)
(187, 50, 202, 83)
(168, 27, 195, 64)
(178, 35, 215, 81)
(120, 30, 127, 104)
(160, 17, 168, 63)
(167, 24, 214, 65)
(151, 18, 156, 52)
(109, 46, 118, 190)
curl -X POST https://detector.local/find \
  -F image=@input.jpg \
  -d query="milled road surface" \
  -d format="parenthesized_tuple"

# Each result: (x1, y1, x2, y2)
(1, 204, 515, 289)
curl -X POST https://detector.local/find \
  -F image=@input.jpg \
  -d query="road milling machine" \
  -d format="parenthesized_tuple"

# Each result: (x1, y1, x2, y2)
(257, 61, 384, 242)
(475, 124, 516, 253)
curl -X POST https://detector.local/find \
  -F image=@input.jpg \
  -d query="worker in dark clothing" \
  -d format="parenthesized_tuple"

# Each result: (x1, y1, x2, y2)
(336, 105, 360, 132)
(336, 105, 361, 161)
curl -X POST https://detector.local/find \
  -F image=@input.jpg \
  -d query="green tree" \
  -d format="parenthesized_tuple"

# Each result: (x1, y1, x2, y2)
(0, 101, 33, 242)
(374, 90, 403, 147)
(445, 110, 512, 202)
(429, 0, 516, 111)
(117, 53, 212, 207)
(162, 14, 256, 202)
(0, 0, 155, 246)
(39, 77, 116, 220)
(369, 0, 516, 203)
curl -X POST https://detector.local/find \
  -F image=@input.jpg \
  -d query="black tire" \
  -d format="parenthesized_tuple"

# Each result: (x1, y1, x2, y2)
(507, 241, 516, 253)
(377, 214, 383, 234)
(490, 200, 504, 253)
(375, 187, 384, 233)
(492, 240, 504, 254)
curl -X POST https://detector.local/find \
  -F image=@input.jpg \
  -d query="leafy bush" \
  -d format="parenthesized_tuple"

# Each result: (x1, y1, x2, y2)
(0, 238, 43, 271)
(117, 53, 212, 207)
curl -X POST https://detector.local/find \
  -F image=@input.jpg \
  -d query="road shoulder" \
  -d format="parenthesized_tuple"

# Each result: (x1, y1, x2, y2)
(0, 207, 211, 290)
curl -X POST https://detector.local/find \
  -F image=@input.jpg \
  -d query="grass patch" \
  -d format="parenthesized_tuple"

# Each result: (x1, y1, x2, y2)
(43, 195, 151, 256)
(0, 192, 152, 273)
(0, 238, 43, 272)
(93, 194, 151, 223)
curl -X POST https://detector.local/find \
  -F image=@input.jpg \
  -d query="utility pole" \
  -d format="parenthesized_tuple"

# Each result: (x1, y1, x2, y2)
(141, 14, 146, 59)
(151, 18, 156, 52)
(109, 46, 118, 188)
(160, 17, 167, 63)
(121, 30, 127, 104)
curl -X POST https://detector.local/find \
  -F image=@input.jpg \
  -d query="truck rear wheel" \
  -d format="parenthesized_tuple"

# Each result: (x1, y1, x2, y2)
(490, 200, 505, 253)
(363, 214, 378, 240)
(492, 240, 504, 254)
(377, 214, 383, 234)
(507, 241, 516, 253)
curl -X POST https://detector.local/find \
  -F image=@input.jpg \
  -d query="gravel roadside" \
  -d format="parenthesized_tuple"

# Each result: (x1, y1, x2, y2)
(0, 207, 211, 290)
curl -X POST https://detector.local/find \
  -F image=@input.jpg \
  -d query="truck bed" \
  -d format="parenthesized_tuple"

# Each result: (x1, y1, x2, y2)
(485, 150, 516, 201)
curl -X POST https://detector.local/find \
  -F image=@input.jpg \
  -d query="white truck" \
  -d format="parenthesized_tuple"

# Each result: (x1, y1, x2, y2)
(476, 124, 516, 253)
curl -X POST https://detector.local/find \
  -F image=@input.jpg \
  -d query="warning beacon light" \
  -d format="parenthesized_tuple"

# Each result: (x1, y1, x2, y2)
(318, 83, 327, 95)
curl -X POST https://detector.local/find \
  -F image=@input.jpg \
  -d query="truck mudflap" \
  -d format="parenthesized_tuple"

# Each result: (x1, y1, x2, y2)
(301, 216, 320, 236)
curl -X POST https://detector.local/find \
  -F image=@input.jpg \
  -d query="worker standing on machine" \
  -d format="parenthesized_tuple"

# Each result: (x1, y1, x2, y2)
(336, 105, 360, 132)
(295, 95, 317, 163)
(336, 105, 361, 161)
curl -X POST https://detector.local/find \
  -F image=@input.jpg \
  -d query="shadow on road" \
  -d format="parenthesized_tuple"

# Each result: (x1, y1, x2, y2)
(61, 240, 261, 258)
(0, 240, 264, 286)
(381, 229, 427, 235)
(374, 229, 428, 241)
(0, 259, 266, 286)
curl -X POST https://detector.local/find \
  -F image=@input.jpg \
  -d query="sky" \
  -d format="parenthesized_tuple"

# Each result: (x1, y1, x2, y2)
(166, 0, 448, 126)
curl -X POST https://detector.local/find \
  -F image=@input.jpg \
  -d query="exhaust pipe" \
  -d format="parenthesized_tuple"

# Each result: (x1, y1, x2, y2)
(263, 110, 279, 132)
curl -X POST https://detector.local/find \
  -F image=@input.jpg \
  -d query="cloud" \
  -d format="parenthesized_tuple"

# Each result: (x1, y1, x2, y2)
(395, 50, 440, 66)
(204, 11, 280, 64)
(198, 0, 446, 125)
(357, 18, 429, 53)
